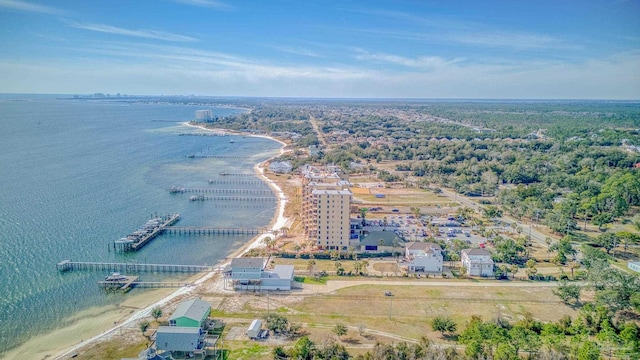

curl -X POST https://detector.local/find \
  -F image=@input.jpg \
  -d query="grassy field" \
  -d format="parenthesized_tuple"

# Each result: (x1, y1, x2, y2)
(199, 278, 579, 358)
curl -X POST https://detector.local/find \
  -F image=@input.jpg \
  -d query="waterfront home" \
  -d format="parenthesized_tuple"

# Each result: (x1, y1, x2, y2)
(461, 248, 494, 277)
(169, 298, 211, 328)
(154, 326, 210, 359)
(268, 161, 293, 173)
(225, 257, 295, 291)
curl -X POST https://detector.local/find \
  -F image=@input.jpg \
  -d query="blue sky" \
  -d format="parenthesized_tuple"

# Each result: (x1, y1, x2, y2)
(0, 0, 639, 99)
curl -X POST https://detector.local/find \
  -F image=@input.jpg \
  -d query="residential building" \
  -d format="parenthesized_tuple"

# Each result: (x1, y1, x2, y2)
(225, 257, 295, 291)
(154, 326, 216, 360)
(169, 298, 211, 328)
(405, 242, 443, 273)
(461, 248, 494, 277)
(629, 261, 640, 273)
(268, 161, 293, 173)
(301, 166, 352, 250)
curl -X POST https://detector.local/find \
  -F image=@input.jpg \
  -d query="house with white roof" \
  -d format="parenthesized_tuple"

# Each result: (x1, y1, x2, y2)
(461, 248, 494, 277)
(268, 161, 293, 173)
(405, 242, 443, 273)
(225, 257, 295, 291)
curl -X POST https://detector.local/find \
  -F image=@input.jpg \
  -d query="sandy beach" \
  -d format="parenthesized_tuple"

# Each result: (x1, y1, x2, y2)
(3, 125, 290, 360)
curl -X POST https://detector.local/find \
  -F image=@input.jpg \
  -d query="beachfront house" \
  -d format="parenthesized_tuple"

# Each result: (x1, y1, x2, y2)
(268, 161, 293, 173)
(169, 298, 211, 328)
(226, 257, 295, 291)
(461, 248, 494, 277)
(154, 326, 218, 360)
(405, 242, 443, 273)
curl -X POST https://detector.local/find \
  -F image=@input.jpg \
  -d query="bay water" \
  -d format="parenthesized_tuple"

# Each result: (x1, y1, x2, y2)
(0, 95, 281, 355)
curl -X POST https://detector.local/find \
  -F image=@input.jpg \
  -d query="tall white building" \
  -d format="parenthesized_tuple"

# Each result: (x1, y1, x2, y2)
(195, 110, 213, 122)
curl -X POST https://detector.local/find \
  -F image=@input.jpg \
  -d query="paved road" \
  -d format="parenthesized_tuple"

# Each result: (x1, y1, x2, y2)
(299, 278, 564, 294)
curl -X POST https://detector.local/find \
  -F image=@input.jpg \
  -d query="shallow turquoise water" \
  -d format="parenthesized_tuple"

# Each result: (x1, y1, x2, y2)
(0, 96, 280, 354)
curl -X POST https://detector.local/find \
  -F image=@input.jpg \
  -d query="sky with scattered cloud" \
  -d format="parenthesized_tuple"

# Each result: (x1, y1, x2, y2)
(0, 0, 638, 99)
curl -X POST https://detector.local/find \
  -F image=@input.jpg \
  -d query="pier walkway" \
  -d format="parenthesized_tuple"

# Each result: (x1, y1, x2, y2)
(57, 260, 213, 273)
(207, 179, 263, 185)
(188, 195, 275, 202)
(170, 187, 272, 195)
(188, 154, 248, 159)
(98, 276, 193, 291)
(164, 227, 269, 235)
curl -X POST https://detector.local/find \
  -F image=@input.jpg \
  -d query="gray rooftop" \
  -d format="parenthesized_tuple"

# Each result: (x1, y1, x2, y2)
(155, 326, 203, 352)
(261, 265, 295, 280)
(231, 257, 264, 269)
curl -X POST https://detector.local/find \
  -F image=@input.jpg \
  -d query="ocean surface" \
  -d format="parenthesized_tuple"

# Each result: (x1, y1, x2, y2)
(0, 95, 281, 355)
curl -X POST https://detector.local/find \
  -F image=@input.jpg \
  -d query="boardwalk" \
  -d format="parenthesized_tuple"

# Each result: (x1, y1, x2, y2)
(187, 154, 248, 159)
(56, 260, 213, 273)
(188, 195, 275, 202)
(207, 179, 263, 185)
(98, 276, 193, 292)
(164, 227, 268, 235)
(170, 187, 273, 195)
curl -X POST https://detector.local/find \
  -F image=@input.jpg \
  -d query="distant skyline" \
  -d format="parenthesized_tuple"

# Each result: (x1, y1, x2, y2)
(0, 0, 639, 99)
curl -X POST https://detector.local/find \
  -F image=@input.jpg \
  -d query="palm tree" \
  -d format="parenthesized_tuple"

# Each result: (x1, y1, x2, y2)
(510, 264, 519, 280)
(353, 261, 362, 275)
(360, 259, 369, 276)
(411, 206, 421, 220)
(545, 237, 552, 260)
(279, 226, 289, 237)
(359, 208, 368, 226)
(307, 259, 316, 273)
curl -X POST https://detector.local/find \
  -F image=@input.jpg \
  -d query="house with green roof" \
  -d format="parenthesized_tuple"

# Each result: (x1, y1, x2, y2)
(169, 298, 211, 328)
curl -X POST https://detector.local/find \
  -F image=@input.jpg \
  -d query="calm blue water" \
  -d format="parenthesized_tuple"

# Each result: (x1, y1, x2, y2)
(0, 95, 281, 355)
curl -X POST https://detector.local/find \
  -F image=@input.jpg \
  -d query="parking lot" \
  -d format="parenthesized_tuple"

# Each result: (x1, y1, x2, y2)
(361, 213, 495, 249)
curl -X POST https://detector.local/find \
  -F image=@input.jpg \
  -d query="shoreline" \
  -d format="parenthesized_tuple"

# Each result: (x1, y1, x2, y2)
(4, 123, 290, 360)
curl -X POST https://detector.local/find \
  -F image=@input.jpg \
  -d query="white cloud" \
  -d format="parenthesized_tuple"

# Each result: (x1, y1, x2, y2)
(275, 46, 323, 58)
(170, 0, 231, 10)
(1, 42, 638, 99)
(0, 0, 66, 15)
(353, 49, 464, 68)
(69, 22, 198, 42)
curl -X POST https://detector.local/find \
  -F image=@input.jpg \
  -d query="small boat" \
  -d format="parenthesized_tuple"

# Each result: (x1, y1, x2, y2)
(105, 272, 127, 281)
(229, 139, 235, 143)
(219, 172, 230, 176)
(115, 237, 134, 244)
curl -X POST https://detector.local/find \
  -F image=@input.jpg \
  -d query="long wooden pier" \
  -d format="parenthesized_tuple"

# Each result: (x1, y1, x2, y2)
(219, 172, 255, 176)
(98, 276, 194, 292)
(171, 187, 272, 195)
(189, 195, 275, 202)
(207, 179, 263, 185)
(164, 227, 269, 235)
(57, 260, 213, 273)
(188, 154, 248, 159)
